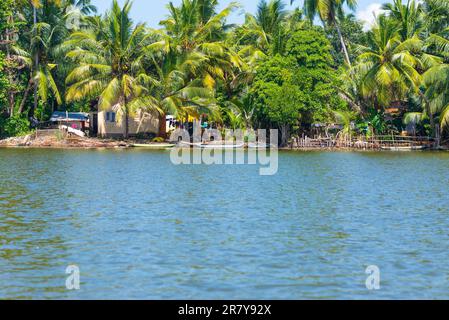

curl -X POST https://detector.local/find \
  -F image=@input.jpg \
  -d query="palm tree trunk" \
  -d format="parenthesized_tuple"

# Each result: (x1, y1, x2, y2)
(158, 112, 167, 138)
(335, 22, 351, 67)
(18, 78, 33, 115)
(4, 17, 13, 117)
(31, 5, 38, 118)
(8, 92, 15, 117)
(419, 91, 435, 137)
(124, 96, 129, 139)
(429, 110, 435, 137)
(280, 124, 288, 147)
(125, 112, 129, 139)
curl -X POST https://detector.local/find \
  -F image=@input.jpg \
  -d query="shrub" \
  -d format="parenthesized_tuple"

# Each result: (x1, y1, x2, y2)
(0, 116, 31, 138)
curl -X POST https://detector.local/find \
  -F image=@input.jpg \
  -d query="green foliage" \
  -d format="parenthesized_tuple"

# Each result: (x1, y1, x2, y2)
(64, 0, 160, 138)
(250, 27, 346, 141)
(352, 14, 423, 108)
(285, 27, 334, 68)
(0, 1, 11, 112)
(325, 14, 367, 65)
(0, 52, 8, 111)
(0, 0, 13, 33)
(358, 110, 387, 135)
(264, 82, 302, 126)
(0, 115, 31, 138)
(2, 0, 449, 143)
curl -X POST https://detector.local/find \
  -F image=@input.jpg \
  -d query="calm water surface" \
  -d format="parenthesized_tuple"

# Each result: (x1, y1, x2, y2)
(0, 148, 448, 299)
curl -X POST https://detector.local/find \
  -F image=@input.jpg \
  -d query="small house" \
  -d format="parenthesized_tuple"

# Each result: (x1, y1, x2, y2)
(90, 109, 160, 138)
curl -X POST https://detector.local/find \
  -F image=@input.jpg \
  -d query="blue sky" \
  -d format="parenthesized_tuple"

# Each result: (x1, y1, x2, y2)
(91, 0, 391, 29)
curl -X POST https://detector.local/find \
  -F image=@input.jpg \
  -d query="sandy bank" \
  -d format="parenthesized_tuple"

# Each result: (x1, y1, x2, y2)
(0, 134, 130, 149)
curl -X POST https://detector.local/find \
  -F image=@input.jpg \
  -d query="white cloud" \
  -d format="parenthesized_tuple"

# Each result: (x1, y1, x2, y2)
(356, 3, 387, 31)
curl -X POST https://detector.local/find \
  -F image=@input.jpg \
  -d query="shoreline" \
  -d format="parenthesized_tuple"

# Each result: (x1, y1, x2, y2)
(1, 134, 448, 152)
(2, 144, 448, 152)
(0, 134, 131, 149)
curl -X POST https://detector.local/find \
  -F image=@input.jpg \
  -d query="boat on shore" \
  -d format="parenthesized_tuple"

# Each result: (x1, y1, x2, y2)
(131, 143, 175, 149)
(381, 145, 427, 151)
(178, 141, 244, 149)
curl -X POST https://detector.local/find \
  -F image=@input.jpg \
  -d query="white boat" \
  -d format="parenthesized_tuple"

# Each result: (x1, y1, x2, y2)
(132, 143, 175, 149)
(178, 141, 244, 149)
(381, 146, 426, 151)
(59, 125, 85, 137)
(201, 143, 244, 149)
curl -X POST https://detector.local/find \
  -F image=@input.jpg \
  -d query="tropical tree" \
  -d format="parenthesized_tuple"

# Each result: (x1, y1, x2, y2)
(234, 0, 294, 56)
(226, 95, 255, 130)
(32, 22, 64, 105)
(0, 1, 68, 118)
(0, 0, 17, 117)
(424, 62, 449, 134)
(423, 0, 449, 34)
(254, 0, 288, 54)
(422, 0, 449, 135)
(403, 111, 424, 135)
(325, 13, 367, 65)
(157, 0, 241, 86)
(382, 0, 424, 41)
(251, 27, 344, 145)
(66, 0, 97, 15)
(294, 0, 357, 66)
(226, 109, 244, 130)
(352, 15, 423, 109)
(25, 1, 63, 116)
(333, 109, 354, 140)
(147, 0, 241, 134)
(64, 0, 156, 138)
(143, 50, 218, 137)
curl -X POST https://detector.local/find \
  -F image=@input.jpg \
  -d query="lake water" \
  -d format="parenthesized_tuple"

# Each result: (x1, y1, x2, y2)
(0, 148, 448, 299)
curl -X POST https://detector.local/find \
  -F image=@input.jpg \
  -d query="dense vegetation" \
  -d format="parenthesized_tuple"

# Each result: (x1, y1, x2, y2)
(0, 0, 448, 144)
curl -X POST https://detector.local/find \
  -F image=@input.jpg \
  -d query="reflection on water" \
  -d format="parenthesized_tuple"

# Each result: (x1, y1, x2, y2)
(0, 148, 449, 299)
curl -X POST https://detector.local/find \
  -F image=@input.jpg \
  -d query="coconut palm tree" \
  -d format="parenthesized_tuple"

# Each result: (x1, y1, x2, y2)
(30, 22, 62, 106)
(294, 0, 357, 66)
(424, 62, 449, 133)
(423, 0, 449, 34)
(255, 0, 288, 54)
(235, 0, 291, 55)
(380, 0, 443, 135)
(333, 109, 354, 141)
(352, 15, 423, 109)
(226, 109, 244, 130)
(403, 111, 424, 135)
(157, 0, 241, 85)
(26, 0, 63, 116)
(226, 95, 255, 130)
(147, 0, 241, 135)
(12, 1, 69, 116)
(66, 0, 97, 15)
(64, 0, 156, 138)
(412, 2, 449, 135)
(1, 0, 27, 117)
(382, 0, 424, 41)
(142, 47, 218, 137)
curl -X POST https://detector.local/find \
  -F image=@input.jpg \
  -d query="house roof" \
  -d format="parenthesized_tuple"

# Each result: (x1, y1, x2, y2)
(50, 111, 89, 122)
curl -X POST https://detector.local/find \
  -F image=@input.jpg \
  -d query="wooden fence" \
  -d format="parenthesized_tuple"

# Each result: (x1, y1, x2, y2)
(292, 135, 436, 150)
